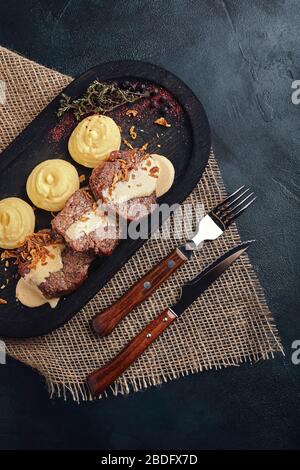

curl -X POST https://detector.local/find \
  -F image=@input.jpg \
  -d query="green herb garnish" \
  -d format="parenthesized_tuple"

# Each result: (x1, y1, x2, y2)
(57, 80, 148, 120)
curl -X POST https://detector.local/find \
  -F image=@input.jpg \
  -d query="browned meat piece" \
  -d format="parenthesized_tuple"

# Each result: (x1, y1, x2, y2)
(17, 230, 94, 299)
(17, 229, 63, 277)
(38, 247, 94, 298)
(89, 149, 157, 221)
(51, 188, 119, 256)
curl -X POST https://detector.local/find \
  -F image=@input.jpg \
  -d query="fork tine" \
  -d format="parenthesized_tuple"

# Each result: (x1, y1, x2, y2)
(213, 185, 245, 213)
(224, 192, 254, 218)
(226, 197, 256, 225)
(224, 187, 252, 212)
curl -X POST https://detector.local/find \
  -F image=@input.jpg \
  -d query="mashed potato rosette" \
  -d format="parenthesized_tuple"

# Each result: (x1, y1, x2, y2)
(26, 159, 80, 212)
(68, 115, 121, 168)
(0, 197, 35, 249)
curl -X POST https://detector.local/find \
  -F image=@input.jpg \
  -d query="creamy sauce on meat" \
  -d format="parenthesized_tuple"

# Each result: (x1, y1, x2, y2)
(16, 244, 64, 308)
(65, 207, 109, 240)
(103, 157, 160, 204)
(16, 278, 59, 308)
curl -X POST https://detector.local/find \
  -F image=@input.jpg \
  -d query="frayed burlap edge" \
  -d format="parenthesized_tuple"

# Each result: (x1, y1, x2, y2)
(47, 351, 281, 402)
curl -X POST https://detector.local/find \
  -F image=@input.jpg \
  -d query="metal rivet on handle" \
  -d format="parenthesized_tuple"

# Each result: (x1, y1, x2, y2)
(163, 317, 168, 322)
(144, 281, 151, 289)
(168, 260, 175, 269)
(146, 333, 152, 338)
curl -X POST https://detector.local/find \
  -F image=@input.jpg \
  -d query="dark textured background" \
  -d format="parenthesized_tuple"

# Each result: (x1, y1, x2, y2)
(0, 0, 299, 450)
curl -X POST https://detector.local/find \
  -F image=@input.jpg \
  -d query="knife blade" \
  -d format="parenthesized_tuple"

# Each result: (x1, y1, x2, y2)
(172, 240, 252, 315)
(87, 241, 252, 396)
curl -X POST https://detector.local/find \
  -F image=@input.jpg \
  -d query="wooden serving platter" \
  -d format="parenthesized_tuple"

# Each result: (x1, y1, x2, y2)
(0, 60, 210, 338)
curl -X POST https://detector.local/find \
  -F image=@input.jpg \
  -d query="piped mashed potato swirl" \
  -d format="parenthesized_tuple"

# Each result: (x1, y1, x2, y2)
(0, 197, 35, 249)
(68, 115, 121, 168)
(26, 159, 80, 212)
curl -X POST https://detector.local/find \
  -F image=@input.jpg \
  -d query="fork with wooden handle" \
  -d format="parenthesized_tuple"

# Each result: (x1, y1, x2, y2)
(92, 186, 255, 337)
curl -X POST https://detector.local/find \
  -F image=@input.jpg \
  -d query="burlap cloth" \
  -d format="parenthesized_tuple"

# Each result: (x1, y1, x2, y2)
(0, 46, 283, 401)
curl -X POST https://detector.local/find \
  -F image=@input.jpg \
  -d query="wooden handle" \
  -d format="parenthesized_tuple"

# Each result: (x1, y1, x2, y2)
(92, 248, 187, 337)
(87, 308, 177, 397)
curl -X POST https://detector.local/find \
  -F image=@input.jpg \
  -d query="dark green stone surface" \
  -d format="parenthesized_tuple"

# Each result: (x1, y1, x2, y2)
(0, 0, 299, 450)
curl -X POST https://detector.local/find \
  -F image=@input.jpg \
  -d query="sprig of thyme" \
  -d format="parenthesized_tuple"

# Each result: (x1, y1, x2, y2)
(57, 80, 148, 120)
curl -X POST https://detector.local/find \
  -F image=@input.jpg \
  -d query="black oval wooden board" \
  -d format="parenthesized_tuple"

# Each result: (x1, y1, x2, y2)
(0, 60, 210, 338)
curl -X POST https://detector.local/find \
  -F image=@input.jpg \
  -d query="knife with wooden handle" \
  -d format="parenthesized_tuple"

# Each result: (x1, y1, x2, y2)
(87, 241, 252, 397)
(88, 308, 176, 396)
